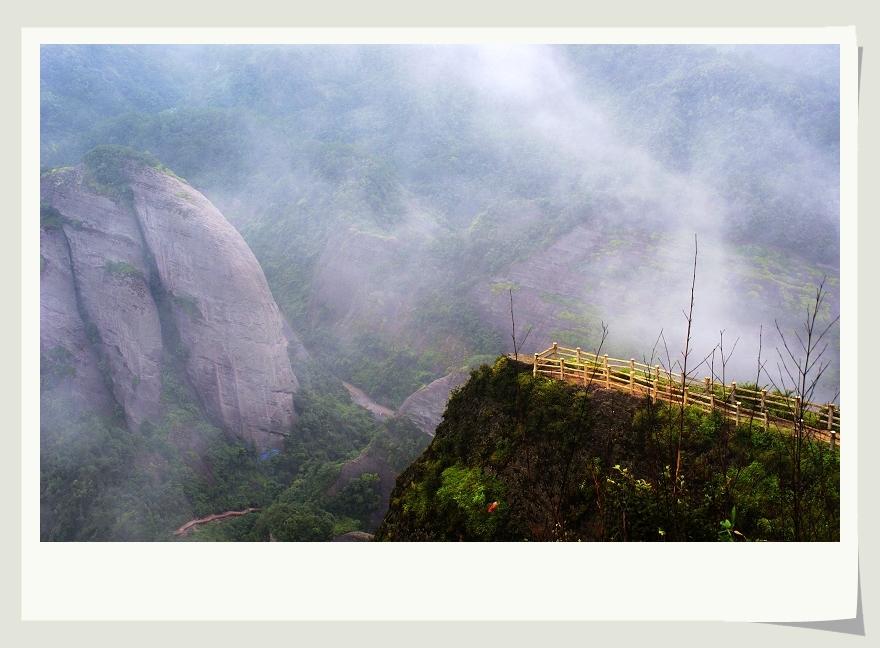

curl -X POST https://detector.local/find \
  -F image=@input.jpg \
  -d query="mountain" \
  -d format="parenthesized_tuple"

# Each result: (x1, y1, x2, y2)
(38, 45, 841, 409)
(37, 45, 841, 542)
(39, 149, 432, 541)
(41, 146, 299, 449)
(375, 357, 839, 542)
(41, 147, 311, 540)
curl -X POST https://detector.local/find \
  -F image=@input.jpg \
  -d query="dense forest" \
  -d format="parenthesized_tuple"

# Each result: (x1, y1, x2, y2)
(39, 45, 840, 541)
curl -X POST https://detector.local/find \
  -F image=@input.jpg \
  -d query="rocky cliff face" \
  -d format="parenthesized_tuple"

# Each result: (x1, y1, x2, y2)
(397, 370, 469, 436)
(40, 222, 116, 417)
(40, 150, 298, 449)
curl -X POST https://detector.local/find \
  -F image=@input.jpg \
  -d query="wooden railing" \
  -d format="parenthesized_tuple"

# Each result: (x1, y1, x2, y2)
(527, 343, 840, 447)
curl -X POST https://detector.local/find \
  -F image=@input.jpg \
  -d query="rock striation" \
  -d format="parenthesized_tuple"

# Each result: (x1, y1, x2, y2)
(40, 149, 298, 449)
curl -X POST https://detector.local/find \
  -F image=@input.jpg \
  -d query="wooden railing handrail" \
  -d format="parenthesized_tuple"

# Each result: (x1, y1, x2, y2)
(527, 342, 840, 445)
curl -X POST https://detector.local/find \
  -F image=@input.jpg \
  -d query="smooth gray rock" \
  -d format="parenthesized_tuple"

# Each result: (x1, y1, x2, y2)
(130, 167, 298, 449)
(397, 370, 470, 436)
(42, 168, 163, 430)
(40, 159, 299, 449)
(40, 224, 115, 419)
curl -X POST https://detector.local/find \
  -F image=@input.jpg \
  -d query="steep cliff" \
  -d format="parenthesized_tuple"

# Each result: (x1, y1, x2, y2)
(40, 147, 298, 449)
(375, 357, 839, 542)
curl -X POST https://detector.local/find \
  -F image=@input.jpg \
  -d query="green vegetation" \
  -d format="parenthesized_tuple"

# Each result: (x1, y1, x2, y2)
(41, 396, 200, 541)
(40, 204, 66, 230)
(81, 145, 152, 204)
(434, 465, 505, 538)
(41, 348, 431, 541)
(327, 333, 444, 409)
(81, 144, 186, 206)
(39, 46, 841, 542)
(325, 473, 382, 529)
(255, 502, 335, 541)
(40, 346, 75, 390)
(377, 357, 839, 541)
(104, 260, 143, 280)
(170, 292, 203, 321)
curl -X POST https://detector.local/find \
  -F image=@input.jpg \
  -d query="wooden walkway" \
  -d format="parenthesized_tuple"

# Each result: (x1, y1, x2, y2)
(515, 343, 840, 446)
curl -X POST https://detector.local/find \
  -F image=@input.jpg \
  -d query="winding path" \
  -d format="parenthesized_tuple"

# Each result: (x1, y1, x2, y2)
(173, 507, 261, 537)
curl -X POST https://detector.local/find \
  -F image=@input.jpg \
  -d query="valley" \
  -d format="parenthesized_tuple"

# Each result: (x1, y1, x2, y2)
(38, 44, 840, 541)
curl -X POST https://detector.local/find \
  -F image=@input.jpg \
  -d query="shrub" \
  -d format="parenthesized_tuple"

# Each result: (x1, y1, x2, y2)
(256, 502, 335, 541)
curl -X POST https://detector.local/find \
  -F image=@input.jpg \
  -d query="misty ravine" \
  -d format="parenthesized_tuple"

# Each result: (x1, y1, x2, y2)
(39, 44, 840, 541)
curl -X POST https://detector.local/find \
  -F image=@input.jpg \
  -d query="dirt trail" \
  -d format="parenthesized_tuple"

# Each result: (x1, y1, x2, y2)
(342, 382, 395, 419)
(173, 507, 261, 537)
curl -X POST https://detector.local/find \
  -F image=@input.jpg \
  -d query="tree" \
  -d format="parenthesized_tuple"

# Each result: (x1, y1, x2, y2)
(257, 502, 335, 541)
(766, 277, 839, 540)
(508, 287, 533, 359)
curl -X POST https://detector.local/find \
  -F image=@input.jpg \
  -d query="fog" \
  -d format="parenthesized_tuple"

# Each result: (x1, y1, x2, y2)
(39, 43, 843, 541)
(42, 44, 841, 401)
(389, 44, 839, 398)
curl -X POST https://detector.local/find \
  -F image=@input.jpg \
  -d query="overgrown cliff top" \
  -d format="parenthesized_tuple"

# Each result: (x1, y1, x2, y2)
(376, 356, 839, 541)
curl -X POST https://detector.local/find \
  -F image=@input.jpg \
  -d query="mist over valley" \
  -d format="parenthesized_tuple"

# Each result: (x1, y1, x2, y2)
(39, 44, 841, 541)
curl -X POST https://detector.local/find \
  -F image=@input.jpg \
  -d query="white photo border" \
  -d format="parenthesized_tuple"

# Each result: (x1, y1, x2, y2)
(21, 26, 858, 622)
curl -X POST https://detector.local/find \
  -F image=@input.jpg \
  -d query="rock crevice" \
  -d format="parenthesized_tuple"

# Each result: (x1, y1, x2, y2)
(40, 155, 299, 449)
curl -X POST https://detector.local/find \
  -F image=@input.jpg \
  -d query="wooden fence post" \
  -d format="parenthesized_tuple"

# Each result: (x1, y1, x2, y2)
(830, 431, 837, 450)
(559, 358, 565, 381)
(704, 377, 710, 392)
(653, 365, 660, 403)
(576, 347, 582, 364)
(603, 354, 610, 388)
(735, 401, 741, 426)
(763, 410, 769, 430)
(683, 386, 689, 406)
(552, 341, 558, 358)
(629, 359, 635, 393)
(533, 353, 538, 377)
(710, 392, 715, 410)
(760, 389, 767, 412)
(731, 381, 737, 403)
(826, 403, 834, 431)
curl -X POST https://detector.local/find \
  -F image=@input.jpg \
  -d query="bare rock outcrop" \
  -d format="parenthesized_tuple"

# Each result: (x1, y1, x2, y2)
(397, 370, 470, 436)
(129, 167, 298, 448)
(40, 150, 299, 449)
(40, 223, 115, 418)
(41, 168, 163, 430)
